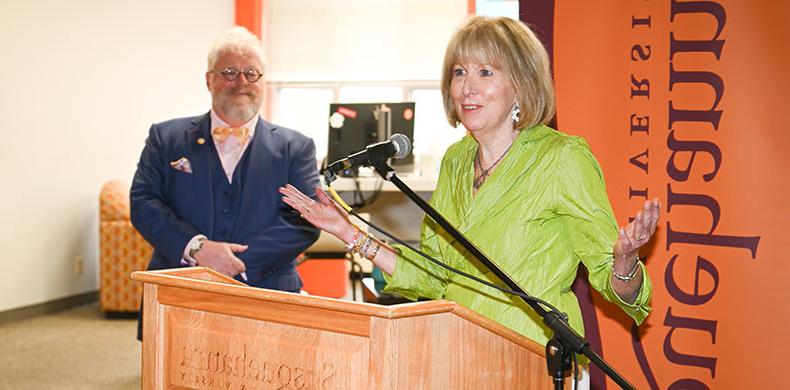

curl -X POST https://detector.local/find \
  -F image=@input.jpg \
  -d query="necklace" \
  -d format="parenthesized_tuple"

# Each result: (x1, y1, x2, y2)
(473, 141, 514, 190)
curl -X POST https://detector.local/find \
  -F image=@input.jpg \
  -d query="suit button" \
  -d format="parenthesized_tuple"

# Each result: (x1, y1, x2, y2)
(224, 191, 232, 198)
(222, 210, 230, 216)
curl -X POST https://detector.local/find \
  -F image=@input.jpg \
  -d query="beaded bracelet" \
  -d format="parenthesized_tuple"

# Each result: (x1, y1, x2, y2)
(613, 256, 641, 282)
(357, 234, 372, 256)
(345, 228, 382, 261)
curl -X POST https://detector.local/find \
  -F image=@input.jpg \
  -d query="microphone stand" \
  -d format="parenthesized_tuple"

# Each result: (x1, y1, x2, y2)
(368, 162, 636, 390)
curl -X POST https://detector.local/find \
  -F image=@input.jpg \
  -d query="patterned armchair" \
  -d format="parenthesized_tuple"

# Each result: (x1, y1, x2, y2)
(99, 180, 152, 313)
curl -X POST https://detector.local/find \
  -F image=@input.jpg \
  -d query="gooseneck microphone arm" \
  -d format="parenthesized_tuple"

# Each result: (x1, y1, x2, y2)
(369, 162, 636, 390)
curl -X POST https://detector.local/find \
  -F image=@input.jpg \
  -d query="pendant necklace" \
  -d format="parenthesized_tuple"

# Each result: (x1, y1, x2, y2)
(473, 141, 514, 190)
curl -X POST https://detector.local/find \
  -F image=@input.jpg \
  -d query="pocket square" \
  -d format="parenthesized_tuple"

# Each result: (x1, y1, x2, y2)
(170, 157, 193, 174)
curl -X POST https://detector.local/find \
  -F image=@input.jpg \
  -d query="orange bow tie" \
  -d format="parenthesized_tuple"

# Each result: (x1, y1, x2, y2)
(212, 126, 249, 145)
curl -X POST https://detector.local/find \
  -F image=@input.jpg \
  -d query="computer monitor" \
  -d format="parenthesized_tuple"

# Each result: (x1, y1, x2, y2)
(326, 102, 415, 176)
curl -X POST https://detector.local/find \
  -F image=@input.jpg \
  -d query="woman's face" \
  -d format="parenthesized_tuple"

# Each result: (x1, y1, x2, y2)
(450, 61, 516, 137)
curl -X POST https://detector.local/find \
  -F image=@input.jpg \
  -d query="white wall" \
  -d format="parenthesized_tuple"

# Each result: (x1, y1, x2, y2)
(0, 0, 471, 312)
(0, 0, 234, 312)
(263, 0, 468, 82)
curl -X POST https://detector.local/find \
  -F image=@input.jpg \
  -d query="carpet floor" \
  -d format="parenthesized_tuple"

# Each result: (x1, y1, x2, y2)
(0, 303, 140, 389)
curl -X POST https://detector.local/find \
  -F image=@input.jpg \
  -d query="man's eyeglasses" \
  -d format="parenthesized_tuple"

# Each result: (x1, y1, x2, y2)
(211, 67, 263, 83)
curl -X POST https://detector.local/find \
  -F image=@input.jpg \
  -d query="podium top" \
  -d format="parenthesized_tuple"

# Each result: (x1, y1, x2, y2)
(132, 267, 545, 356)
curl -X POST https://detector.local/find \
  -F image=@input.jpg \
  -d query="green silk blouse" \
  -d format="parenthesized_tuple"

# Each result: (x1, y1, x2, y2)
(383, 125, 652, 347)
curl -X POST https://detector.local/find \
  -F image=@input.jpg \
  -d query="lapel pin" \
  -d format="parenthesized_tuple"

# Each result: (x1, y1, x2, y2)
(197, 137, 206, 145)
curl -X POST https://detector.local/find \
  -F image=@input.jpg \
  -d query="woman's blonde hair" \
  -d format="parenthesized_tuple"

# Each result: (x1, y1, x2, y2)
(441, 16, 555, 130)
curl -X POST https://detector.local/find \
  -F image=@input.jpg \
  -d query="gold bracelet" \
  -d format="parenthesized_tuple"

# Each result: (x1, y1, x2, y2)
(357, 234, 372, 255)
(613, 256, 641, 282)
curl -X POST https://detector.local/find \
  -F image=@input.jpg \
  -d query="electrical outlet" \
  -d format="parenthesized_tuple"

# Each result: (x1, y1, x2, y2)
(75, 256, 84, 276)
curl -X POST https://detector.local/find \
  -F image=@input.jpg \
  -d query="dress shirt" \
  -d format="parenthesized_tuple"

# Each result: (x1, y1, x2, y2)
(210, 110, 258, 183)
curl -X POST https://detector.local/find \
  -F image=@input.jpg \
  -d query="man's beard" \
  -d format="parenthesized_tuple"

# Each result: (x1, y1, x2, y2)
(216, 91, 262, 123)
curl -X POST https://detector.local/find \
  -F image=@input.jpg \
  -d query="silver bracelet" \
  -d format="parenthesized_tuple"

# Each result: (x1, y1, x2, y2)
(613, 256, 641, 282)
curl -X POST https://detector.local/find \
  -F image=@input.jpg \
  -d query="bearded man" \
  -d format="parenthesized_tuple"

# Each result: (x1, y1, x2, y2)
(130, 26, 320, 304)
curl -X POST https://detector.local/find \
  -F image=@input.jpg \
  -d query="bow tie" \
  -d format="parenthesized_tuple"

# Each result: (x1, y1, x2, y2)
(212, 126, 250, 145)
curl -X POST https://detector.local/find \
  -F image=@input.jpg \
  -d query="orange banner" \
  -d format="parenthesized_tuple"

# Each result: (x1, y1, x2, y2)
(524, 0, 789, 388)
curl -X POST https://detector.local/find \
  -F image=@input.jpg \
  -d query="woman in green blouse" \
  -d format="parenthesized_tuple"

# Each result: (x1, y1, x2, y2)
(281, 15, 660, 362)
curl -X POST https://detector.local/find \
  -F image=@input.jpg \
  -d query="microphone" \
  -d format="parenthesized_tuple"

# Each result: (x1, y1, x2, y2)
(324, 133, 412, 182)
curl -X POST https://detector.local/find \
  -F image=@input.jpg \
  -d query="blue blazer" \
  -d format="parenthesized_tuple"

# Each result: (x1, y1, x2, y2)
(130, 113, 320, 291)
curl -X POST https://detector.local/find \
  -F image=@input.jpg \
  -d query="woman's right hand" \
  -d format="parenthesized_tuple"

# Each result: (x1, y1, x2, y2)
(279, 184, 354, 240)
(281, 184, 399, 275)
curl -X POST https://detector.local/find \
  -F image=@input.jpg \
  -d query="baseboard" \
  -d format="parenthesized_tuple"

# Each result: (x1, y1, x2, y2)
(104, 311, 139, 319)
(0, 291, 99, 325)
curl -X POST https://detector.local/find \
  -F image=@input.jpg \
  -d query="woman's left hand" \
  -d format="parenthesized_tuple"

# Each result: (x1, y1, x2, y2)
(614, 198, 661, 259)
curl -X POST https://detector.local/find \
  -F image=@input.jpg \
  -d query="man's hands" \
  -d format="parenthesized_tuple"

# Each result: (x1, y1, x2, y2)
(193, 239, 248, 278)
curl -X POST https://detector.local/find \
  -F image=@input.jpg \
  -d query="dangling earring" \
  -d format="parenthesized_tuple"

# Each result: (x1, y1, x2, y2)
(511, 102, 521, 121)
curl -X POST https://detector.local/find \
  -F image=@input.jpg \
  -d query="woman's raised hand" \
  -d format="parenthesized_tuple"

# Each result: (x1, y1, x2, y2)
(614, 198, 661, 259)
(279, 184, 354, 239)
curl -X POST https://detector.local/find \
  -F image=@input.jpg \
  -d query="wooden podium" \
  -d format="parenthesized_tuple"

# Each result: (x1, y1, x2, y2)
(132, 267, 556, 389)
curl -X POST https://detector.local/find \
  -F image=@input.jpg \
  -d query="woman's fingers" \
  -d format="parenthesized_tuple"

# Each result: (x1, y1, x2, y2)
(634, 211, 648, 241)
(649, 198, 661, 230)
(315, 186, 335, 206)
(616, 198, 662, 258)
(280, 185, 324, 214)
(619, 228, 634, 251)
(280, 185, 352, 231)
(640, 198, 661, 238)
(641, 201, 654, 232)
(280, 196, 305, 215)
(626, 198, 662, 248)
(284, 184, 314, 205)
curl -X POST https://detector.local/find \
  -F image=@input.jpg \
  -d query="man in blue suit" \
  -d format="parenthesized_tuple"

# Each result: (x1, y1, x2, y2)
(130, 26, 320, 295)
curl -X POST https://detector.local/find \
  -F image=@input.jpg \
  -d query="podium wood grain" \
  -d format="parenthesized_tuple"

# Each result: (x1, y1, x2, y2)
(132, 267, 562, 389)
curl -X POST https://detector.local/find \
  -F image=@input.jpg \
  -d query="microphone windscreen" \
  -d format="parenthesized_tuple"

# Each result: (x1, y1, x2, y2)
(390, 133, 412, 159)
